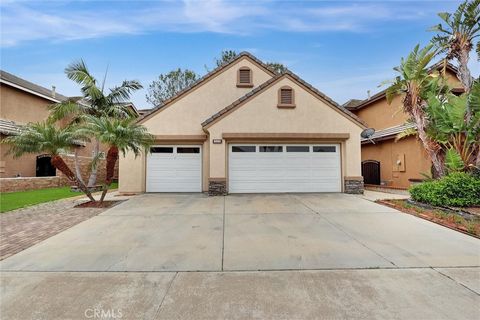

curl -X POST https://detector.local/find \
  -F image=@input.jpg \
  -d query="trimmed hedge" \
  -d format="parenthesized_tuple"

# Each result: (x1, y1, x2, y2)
(410, 172, 480, 207)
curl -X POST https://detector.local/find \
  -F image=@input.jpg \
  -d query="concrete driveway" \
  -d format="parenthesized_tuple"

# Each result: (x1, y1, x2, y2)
(1, 193, 479, 319)
(1, 193, 478, 272)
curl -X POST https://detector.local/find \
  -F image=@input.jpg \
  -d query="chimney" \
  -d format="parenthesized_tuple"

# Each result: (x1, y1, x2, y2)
(367, 90, 371, 100)
(51, 86, 56, 98)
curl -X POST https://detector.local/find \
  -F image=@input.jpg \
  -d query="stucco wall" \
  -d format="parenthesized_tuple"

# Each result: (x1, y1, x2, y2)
(0, 83, 100, 164)
(206, 77, 364, 179)
(119, 58, 274, 193)
(361, 136, 431, 188)
(0, 141, 37, 177)
(354, 69, 463, 130)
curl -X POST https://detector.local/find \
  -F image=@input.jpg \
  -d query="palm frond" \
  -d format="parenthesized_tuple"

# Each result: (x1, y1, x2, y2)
(107, 80, 143, 104)
(395, 127, 417, 142)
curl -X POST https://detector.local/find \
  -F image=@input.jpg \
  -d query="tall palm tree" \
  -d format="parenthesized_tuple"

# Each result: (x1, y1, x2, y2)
(430, 0, 480, 92)
(80, 116, 154, 202)
(2, 122, 96, 201)
(48, 60, 142, 188)
(386, 44, 447, 176)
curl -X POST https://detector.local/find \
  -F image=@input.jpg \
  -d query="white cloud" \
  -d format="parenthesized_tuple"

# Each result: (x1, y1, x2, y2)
(0, 0, 441, 47)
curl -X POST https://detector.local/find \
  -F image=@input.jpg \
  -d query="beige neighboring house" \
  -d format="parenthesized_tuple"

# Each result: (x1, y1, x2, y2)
(119, 52, 366, 195)
(0, 70, 138, 191)
(344, 63, 464, 189)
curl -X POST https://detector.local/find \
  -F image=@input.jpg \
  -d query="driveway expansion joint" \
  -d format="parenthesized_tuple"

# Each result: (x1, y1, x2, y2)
(432, 267, 480, 296)
(295, 196, 399, 268)
(153, 272, 178, 319)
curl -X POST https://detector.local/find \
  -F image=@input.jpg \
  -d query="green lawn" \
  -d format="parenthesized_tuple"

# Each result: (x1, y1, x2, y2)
(0, 182, 118, 213)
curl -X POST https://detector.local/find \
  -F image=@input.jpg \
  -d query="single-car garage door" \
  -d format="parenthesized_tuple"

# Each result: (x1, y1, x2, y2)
(229, 144, 341, 193)
(146, 145, 202, 192)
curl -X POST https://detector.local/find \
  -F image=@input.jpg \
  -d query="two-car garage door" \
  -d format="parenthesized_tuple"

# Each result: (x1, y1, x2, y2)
(229, 144, 341, 193)
(146, 144, 341, 193)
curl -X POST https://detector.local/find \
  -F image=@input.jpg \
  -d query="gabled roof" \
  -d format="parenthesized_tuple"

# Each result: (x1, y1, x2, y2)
(0, 70, 68, 102)
(344, 61, 461, 112)
(138, 52, 277, 124)
(201, 71, 366, 128)
(361, 123, 416, 144)
(342, 99, 363, 109)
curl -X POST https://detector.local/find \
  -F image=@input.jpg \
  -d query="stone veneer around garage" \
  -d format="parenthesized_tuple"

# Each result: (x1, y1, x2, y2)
(207, 177, 364, 196)
(208, 178, 227, 196)
(344, 176, 364, 194)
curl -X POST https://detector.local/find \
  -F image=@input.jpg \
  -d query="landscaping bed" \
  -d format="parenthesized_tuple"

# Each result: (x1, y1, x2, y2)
(0, 183, 118, 213)
(75, 200, 124, 208)
(377, 199, 480, 238)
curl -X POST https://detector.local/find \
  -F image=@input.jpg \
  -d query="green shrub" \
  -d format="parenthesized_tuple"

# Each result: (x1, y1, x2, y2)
(410, 172, 480, 207)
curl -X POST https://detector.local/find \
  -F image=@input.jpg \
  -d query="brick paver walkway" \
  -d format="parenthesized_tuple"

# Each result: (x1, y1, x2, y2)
(0, 198, 106, 261)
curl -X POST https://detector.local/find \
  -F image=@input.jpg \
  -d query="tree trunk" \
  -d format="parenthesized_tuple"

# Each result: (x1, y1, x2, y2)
(51, 155, 96, 202)
(99, 146, 119, 203)
(458, 50, 472, 123)
(87, 139, 100, 188)
(74, 148, 86, 186)
(412, 110, 445, 177)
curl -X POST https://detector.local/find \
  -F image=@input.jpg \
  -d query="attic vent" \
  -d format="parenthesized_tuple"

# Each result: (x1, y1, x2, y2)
(278, 86, 295, 108)
(237, 67, 253, 87)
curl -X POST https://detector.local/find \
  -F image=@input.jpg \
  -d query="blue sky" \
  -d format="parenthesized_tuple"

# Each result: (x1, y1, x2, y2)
(1, 0, 477, 109)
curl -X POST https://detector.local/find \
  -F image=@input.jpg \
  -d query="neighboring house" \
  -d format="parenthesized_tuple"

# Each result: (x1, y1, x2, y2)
(344, 63, 464, 189)
(0, 70, 137, 189)
(119, 52, 366, 195)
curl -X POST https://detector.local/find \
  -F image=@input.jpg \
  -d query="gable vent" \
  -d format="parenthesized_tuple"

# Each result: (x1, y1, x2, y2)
(239, 69, 251, 84)
(280, 88, 293, 105)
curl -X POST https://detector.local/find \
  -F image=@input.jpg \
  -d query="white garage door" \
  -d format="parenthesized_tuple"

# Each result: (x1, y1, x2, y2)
(229, 144, 341, 193)
(146, 146, 202, 192)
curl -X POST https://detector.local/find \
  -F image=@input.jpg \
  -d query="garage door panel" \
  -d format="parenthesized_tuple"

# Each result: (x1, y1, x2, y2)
(229, 144, 341, 193)
(146, 145, 201, 192)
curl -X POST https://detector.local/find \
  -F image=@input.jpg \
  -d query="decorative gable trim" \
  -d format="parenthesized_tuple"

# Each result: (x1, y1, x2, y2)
(201, 71, 366, 129)
(138, 52, 276, 124)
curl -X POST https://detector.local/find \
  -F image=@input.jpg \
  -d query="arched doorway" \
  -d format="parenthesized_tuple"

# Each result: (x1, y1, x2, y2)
(36, 155, 56, 177)
(362, 160, 380, 185)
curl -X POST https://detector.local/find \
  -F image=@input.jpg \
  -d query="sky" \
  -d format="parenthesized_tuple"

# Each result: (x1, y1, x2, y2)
(1, 0, 478, 110)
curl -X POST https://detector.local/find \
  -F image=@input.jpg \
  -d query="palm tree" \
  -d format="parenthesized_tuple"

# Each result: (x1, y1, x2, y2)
(80, 116, 154, 202)
(425, 84, 480, 171)
(430, 0, 480, 92)
(48, 60, 142, 188)
(2, 122, 96, 201)
(386, 44, 447, 176)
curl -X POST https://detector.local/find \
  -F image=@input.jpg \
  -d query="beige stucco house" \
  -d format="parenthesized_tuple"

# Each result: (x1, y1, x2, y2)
(119, 52, 366, 195)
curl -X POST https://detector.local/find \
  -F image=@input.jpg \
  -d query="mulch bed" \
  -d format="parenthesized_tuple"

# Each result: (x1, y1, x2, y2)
(377, 199, 480, 239)
(75, 200, 124, 208)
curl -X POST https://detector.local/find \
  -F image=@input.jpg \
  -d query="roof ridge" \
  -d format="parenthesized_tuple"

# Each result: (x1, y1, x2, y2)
(0, 69, 69, 101)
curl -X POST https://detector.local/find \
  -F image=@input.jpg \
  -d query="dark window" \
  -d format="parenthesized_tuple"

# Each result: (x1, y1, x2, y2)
(177, 147, 200, 154)
(286, 146, 309, 152)
(36, 155, 56, 177)
(232, 146, 256, 152)
(313, 146, 336, 152)
(151, 147, 173, 153)
(259, 146, 283, 152)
